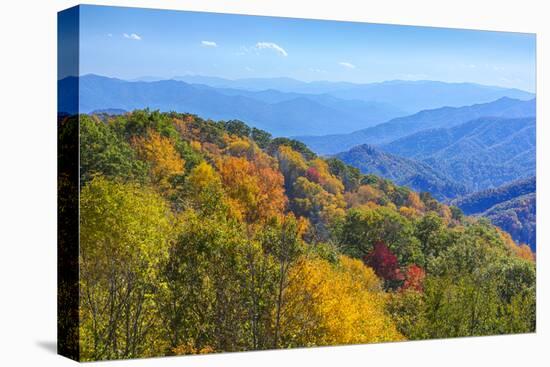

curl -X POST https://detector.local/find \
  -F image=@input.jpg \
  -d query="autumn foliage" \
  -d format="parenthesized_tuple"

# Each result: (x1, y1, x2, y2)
(282, 256, 403, 346)
(401, 265, 426, 292)
(67, 109, 536, 361)
(131, 129, 185, 187)
(364, 241, 404, 286)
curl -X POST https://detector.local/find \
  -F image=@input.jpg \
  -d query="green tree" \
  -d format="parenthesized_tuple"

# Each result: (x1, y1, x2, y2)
(415, 211, 447, 260)
(251, 127, 272, 149)
(291, 176, 346, 241)
(408, 223, 537, 339)
(158, 213, 245, 353)
(386, 290, 425, 339)
(112, 109, 179, 140)
(325, 157, 362, 191)
(79, 177, 174, 360)
(80, 115, 147, 184)
(258, 215, 306, 348)
(158, 212, 280, 353)
(339, 206, 423, 266)
(223, 119, 252, 138)
(269, 137, 316, 160)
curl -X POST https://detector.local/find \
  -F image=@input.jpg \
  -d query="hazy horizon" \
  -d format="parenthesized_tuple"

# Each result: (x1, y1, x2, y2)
(68, 73, 537, 95)
(72, 5, 536, 93)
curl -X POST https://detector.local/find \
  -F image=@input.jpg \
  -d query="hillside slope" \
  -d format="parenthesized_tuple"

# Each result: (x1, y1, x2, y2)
(383, 117, 535, 191)
(450, 177, 536, 214)
(335, 144, 467, 200)
(297, 97, 536, 155)
(483, 193, 536, 251)
(450, 177, 536, 250)
(62, 108, 535, 360)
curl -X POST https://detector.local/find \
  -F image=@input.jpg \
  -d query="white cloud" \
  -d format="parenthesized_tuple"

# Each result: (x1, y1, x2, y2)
(255, 42, 288, 57)
(123, 33, 141, 40)
(201, 40, 217, 47)
(339, 61, 356, 69)
(107, 33, 113, 37)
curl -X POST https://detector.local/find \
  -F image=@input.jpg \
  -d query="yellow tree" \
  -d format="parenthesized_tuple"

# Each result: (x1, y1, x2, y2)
(280, 256, 403, 347)
(132, 129, 185, 188)
(308, 158, 344, 196)
(291, 176, 346, 239)
(497, 228, 535, 262)
(344, 184, 384, 208)
(276, 145, 308, 192)
(183, 161, 234, 218)
(405, 191, 425, 215)
(218, 156, 286, 223)
(225, 137, 256, 160)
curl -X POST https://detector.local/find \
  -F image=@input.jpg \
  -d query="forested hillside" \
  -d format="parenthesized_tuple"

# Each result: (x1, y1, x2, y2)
(451, 177, 536, 250)
(336, 116, 534, 198)
(61, 110, 536, 361)
(298, 97, 535, 155)
(382, 117, 535, 192)
(451, 177, 536, 214)
(483, 194, 536, 251)
(335, 144, 467, 200)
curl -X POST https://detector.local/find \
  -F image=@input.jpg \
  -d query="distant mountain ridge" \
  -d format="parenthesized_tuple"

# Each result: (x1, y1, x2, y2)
(61, 74, 406, 136)
(450, 177, 536, 250)
(450, 177, 536, 215)
(335, 144, 467, 200)
(297, 97, 536, 155)
(483, 193, 536, 251)
(60, 74, 534, 138)
(159, 75, 534, 113)
(382, 116, 535, 192)
(192, 84, 407, 125)
(335, 114, 535, 199)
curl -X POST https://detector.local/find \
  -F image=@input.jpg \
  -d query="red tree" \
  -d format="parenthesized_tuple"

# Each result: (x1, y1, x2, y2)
(401, 264, 426, 292)
(305, 166, 321, 184)
(363, 241, 404, 283)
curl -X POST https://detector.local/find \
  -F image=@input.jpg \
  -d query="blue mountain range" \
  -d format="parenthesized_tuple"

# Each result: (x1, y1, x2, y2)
(58, 73, 536, 248)
(59, 74, 534, 137)
(297, 97, 535, 155)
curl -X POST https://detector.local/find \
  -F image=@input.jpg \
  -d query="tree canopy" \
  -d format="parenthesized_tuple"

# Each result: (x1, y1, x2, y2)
(73, 109, 536, 361)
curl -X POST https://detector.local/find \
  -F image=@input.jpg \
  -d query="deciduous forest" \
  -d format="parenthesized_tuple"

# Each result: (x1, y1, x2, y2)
(59, 110, 535, 361)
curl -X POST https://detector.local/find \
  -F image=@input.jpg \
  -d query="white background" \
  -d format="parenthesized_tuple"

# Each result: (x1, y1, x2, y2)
(0, 0, 548, 365)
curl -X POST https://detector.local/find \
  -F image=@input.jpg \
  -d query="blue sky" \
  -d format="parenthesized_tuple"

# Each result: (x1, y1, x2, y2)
(76, 5, 536, 92)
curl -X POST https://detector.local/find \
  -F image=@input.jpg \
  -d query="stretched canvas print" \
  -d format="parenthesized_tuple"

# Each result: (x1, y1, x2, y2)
(58, 4, 537, 362)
